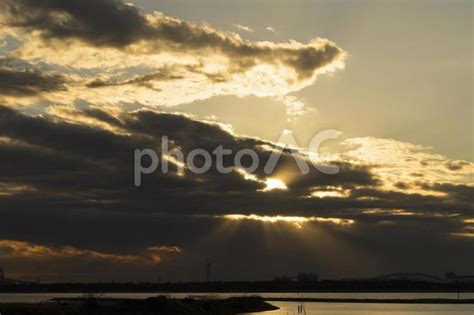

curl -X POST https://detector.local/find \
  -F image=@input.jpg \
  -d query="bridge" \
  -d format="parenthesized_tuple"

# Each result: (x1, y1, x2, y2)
(374, 273, 442, 282)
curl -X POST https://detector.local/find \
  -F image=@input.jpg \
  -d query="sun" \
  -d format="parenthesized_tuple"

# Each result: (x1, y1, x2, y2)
(263, 178, 288, 191)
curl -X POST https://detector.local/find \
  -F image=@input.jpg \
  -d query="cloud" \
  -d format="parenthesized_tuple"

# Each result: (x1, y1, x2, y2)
(0, 0, 152, 47)
(0, 240, 181, 281)
(0, 0, 347, 108)
(222, 214, 354, 228)
(0, 105, 470, 220)
(0, 240, 151, 263)
(3, 0, 342, 77)
(0, 58, 67, 97)
(0, 105, 472, 280)
(275, 95, 315, 119)
(86, 67, 184, 89)
(266, 27, 276, 33)
(445, 160, 470, 171)
(234, 24, 254, 33)
(341, 137, 474, 192)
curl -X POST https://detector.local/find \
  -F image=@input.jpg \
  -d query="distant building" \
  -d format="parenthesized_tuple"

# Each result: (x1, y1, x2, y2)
(446, 272, 474, 283)
(272, 275, 293, 282)
(296, 272, 319, 282)
(273, 272, 319, 282)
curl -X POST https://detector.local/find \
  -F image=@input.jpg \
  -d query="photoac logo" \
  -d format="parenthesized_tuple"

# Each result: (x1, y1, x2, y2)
(134, 129, 341, 186)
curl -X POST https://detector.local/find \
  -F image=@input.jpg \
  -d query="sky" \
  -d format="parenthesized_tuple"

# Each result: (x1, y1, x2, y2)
(0, 0, 472, 282)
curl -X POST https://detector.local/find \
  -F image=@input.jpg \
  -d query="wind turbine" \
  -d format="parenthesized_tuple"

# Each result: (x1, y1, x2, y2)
(204, 258, 214, 282)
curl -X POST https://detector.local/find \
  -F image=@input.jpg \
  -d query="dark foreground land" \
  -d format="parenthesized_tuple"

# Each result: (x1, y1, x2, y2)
(0, 296, 278, 315)
(1, 296, 474, 315)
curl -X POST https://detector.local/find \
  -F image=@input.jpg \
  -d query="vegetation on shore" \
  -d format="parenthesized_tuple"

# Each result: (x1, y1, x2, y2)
(0, 296, 279, 315)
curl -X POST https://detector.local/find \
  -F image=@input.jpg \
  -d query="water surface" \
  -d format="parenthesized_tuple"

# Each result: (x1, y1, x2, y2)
(245, 301, 474, 315)
(1, 292, 473, 314)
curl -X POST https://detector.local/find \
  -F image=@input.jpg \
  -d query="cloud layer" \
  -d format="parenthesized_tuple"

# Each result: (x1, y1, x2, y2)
(0, 240, 180, 282)
(0, 0, 346, 108)
(0, 105, 472, 281)
(0, 58, 66, 96)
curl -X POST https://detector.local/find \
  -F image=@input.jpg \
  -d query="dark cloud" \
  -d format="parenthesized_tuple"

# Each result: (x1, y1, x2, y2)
(1, 0, 152, 47)
(0, 104, 470, 217)
(86, 67, 184, 89)
(394, 181, 410, 189)
(0, 105, 472, 281)
(2, 0, 345, 80)
(0, 62, 66, 96)
(422, 182, 474, 204)
(445, 160, 469, 171)
(0, 239, 180, 282)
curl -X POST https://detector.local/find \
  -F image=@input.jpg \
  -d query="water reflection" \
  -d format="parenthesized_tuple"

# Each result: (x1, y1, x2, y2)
(245, 301, 474, 315)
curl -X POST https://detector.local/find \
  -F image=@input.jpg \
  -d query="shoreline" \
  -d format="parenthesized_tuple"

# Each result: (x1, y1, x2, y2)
(2, 289, 473, 295)
(264, 297, 474, 304)
(0, 296, 279, 314)
(0, 295, 473, 315)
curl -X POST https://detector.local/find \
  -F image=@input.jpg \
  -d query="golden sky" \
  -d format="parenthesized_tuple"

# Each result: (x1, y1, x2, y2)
(0, 0, 472, 282)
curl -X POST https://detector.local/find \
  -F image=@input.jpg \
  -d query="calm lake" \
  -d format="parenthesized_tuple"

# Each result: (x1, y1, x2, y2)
(1, 292, 473, 314)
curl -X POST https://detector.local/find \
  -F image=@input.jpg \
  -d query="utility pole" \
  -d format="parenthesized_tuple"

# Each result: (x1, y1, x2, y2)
(204, 258, 212, 282)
